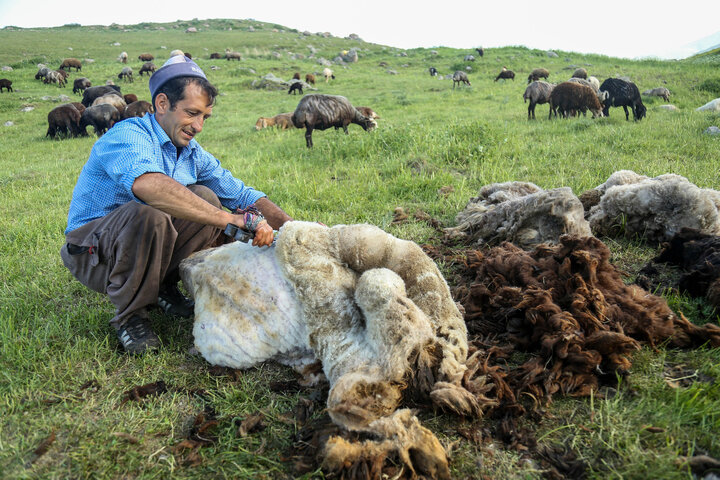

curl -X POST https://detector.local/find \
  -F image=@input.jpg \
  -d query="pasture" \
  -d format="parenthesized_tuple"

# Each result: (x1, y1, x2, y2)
(1, 18, 719, 479)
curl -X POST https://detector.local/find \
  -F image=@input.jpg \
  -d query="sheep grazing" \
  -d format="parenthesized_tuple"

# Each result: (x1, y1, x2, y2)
(72, 77, 91, 95)
(444, 181, 592, 248)
(209, 52, 222, 59)
(495, 67, 515, 81)
(429, 66, 438, 76)
(59, 58, 82, 72)
(527, 67, 550, 83)
(43, 70, 67, 88)
(305, 73, 316, 85)
(179, 221, 485, 479)
(91, 93, 127, 113)
(117, 67, 133, 83)
(452, 70, 471, 89)
(599, 78, 646, 121)
(225, 50, 242, 61)
(291, 94, 376, 148)
(567, 77, 608, 104)
(35, 66, 50, 80)
(81, 85, 122, 107)
(288, 82, 303, 95)
(117, 51, 128, 63)
(322, 67, 335, 82)
(123, 93, 138, 104)
(586, 171, 720, 243)
(254, 112, 294, 130)
(46, 103, 82, 139)
(138, 53, 154, 62)
(571, 67, 588, 79)
(356, 106, 380, 120)
(139, 62, 156, 76)
(475, 47, 484, 57)
(0, 78, 12, 93)
(523, 81, 555, 120)
(642, 87, 671, 102)
(549, 81, 604, 119)
(80, 103, 121, 137)
(123, 100, 153, 119)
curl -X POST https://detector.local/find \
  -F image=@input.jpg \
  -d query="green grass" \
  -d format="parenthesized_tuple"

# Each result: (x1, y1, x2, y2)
(1, 18, 720, 479)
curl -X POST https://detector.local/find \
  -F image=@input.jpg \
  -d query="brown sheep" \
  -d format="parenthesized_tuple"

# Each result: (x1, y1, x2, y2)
(0, 78, 12, 92)
(139, 62, 156, 76)
(355, 106, 380, 120)
(291, 94, 376, 148)
(60, 58, 82, 72)
(527, 68, 550, 83)
(123, 100, 154, 119)
(209, 52, 222, 59)
(549, 81, 604, 119)
(305, 73, 316, 85)
(571, 67, 588, 79)
(292, 72, 301, 80)
(72, 77, 91, 95)
(138, 53, 154, 62)
(255, 113, 294, 130)
(123, 93, 138, 104)
(46, 103, 82, 139)
(495, 67, 515, 81)
(225, 51, 242, 61)
(71, 102, 86, 114)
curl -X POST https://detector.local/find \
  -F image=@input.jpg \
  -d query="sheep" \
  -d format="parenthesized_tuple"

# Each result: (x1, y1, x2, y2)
(571, 67, 588, 79)
(464, 54, 475, 62)
(475, 47, 484, 57)
(139, 62, 156, 76)
(567, 77, 608, 104)
(642, 87, 671, 102)
(209, 52, 222, 59)
(179, 221, 480, 479)
(356, 106, 380, 120)
(43, 70, 66, 88)
(59, 58, 82, 72)
(123, 93, 138, 104)
(123, 100, 153, 119)
(46, 103, 82, 139)
(35, 65, 50, 80)
(0, 78, 12, 93)
(587, 76, 600, 92)
(292, 72, 300, 80)
(696, 98, 720, 112)
(118, 67, 133, 83)
(322, 67, 335, 82)
(452, 70, 471, 89)
(549, 81, 604, 119)
(72, 77, 91, 95)
(291, 94, 376, 148)
(80, 103, 121, 137)
(70, 102, 86, 115)
(495, 67, 515, 81)
(81, 85, 122, 107)
(255, 112, 295, 130)
(117, 51, 128, 63)
(184, 52, 192, 59)
(170, 49, 185, 58)
(527, 68, 550, 83)
(305, 73, 316, 85)
(225, 50, 242, 61)
(599, 78, 646, 121)
(91, 93, 127, 113)
(587, 171, 720, 243)
(429, 66, 438, 76)
(523, 81, 555, 120)
(288, 82, 303, 95)
(444, 181, 592, 248)
(138, 53, 154, 62)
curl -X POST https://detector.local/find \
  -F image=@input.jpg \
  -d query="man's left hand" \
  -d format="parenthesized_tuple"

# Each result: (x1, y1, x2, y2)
(252, 220, 274, 247)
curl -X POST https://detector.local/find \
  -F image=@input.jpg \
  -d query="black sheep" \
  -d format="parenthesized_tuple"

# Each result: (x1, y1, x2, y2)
(475, 47, 484, 57)
(80, 103, 121, 137)
(139, 62, 156, 76)
(429, 67, 438, 76)
(452, 71, 471, 89)
(46, 104, 82, 139)
(0, 78, 12, 92)
(72, 77, 91, 95)
(288, 82, 303, 95)
(81, 85, 122, 107)
(600, 78, 646, 121)
(495, 68, 515, 81)
(291, 94, 376, 148)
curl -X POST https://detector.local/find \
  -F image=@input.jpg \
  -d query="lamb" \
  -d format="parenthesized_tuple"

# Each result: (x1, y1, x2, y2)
(43, 70, 66, 88)
(523, 81, 555, 120)
(123, 93, 138, 104)
(118, 67, 133, 83)
(138, 53, 154, 62)
(305, 73, 316, 85)
(288, 82, 303, 95)
(642, 87, 671, 102)
(429, 66, 438, 76)
(571, 67, 588, 79)
(587, 171, 720, 242)
(452, 71, 471, 89)
(46, 103, 82, 139)
(291, 94, 376, 148)
(495, 67, 515, 81)
(59, 58, 82, 72)
(80, 103, 121, 137)
(117, 51, 128, 63)
(549, 81, 604, 119)
(599, 78, 647, 121)
(123, 100, 153, 119)
(225, 50, 242, 61)
(322, 67, 335, 82)
(255, 113, 295, 130)
(139, 62, 156, 76)
(0, 78, 12, 93)
(527, 67, 550, 83)
(72, 77, 91, 95)
(81, 85, 122, 107)
(91, 93, 127, 113)
(444, 181, 592, 248)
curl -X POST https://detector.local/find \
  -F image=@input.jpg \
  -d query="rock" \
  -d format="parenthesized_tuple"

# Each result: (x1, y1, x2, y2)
(546, 51, 559, 58)
(348, 33, 361, 40)
(387, 69, 398, 75)
(697, 98, 720, 112)
(20, 106, 35, 112)
(397, 52, 408, 57)
(1, 66, 12, 71)
(464, 55, 475, 61)
(185, 27, 198, 33)
(84, 58, 95, 64)
(68, 47, 73, 51)
(317, 57, 333, 67)
(4, 121, 14, 127)
(704, 126, 720, 135)
(302, 30, 312, 36)
(272, 52, 282, 59)
(248, 26, 255, 32)
(658, 105, 678, 111)
(113, 42, 120, 46)
(430, 50, 438, 56)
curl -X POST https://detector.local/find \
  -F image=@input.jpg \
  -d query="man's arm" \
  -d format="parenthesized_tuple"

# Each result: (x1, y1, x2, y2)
(254, 197, 293, 230)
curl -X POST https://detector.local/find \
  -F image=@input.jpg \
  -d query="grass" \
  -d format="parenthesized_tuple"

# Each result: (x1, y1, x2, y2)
(1, 18, 719, 479)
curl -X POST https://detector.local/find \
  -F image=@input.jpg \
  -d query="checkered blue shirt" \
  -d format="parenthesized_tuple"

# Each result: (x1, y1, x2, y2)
(65, 113, 266, 234)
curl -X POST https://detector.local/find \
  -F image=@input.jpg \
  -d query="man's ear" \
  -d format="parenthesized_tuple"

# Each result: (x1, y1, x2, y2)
(154, 93, 169, 114)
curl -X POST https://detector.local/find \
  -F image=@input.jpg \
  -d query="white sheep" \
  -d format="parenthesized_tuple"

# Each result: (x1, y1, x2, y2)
(117, 51, 128, 63)
(322, 67, 335, 82)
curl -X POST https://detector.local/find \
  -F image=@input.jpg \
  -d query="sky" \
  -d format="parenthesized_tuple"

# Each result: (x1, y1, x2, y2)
(1, 0, 719, 60)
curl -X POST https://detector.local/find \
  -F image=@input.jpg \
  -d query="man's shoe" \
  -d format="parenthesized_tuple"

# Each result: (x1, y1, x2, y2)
(158, 283, 194, 318)
(116, 315, 160, 354)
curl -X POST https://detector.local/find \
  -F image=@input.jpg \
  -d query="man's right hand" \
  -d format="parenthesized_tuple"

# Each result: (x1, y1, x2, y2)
(229, 214, 274, 247)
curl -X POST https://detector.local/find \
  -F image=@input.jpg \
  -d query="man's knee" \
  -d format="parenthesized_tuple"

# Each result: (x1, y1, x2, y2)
(187, 185, 221, 209)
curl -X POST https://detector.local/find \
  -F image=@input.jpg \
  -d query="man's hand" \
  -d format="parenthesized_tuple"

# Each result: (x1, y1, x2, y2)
(252, 221, 274, 247)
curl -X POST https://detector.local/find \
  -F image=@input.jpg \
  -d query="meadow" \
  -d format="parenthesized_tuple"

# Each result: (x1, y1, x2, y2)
(1, 18, 719, 479)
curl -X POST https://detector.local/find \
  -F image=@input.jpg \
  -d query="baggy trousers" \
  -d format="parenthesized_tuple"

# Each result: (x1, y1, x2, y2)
(60, 185, 223, 329)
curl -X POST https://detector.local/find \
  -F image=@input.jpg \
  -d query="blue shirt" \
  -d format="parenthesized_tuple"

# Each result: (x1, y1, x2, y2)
(65, 113, 266, 234)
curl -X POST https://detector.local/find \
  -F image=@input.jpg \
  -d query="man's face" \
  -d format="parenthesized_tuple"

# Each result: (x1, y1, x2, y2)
(155, 82, 213, 148)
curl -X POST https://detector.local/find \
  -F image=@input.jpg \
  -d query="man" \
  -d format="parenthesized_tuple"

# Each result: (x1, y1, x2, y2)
(61, 55, 292, 354)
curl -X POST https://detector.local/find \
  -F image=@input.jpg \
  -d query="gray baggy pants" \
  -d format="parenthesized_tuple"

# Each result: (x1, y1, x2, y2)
(60, 185, 223, 328)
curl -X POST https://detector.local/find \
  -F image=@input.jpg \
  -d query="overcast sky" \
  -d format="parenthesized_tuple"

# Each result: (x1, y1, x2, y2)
(1, 1, 718, 59)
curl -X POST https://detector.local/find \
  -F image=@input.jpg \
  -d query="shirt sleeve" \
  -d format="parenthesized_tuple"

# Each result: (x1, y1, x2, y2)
(193, 145, 267, 210)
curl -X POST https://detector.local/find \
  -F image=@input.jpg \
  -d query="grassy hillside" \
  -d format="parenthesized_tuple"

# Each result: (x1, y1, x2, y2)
(1, 18, 719, 479)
